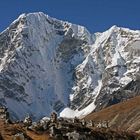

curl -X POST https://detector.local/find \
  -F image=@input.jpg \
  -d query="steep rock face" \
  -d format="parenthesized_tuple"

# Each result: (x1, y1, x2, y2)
(70, 26, 140, 114)
(0, 12, 94, 120)
(0, 12, 140, 120)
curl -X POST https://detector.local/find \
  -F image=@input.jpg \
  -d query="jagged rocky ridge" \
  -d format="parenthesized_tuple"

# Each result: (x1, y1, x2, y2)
(0, 12, 140, 120)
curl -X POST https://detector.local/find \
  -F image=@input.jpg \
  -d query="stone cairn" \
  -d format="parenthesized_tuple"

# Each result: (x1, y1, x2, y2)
(0, 105, 11, 124)
(28, 112, 110, 140)
(50, 112, 57, 123)
(23, 115, 32, 127)
(13, 133, 25, 140)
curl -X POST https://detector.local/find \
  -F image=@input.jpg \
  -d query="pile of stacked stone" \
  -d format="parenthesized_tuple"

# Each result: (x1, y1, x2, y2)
(13, 132, 33, 140)
(23, 115, 32, 127)
(0, 106, 7, 119)
(0, 105, 11, 124)
(48, 113, 92, 139)
(96, 120, 109, 128)
(13, 133, 25, 140)
(27, 112, 110, 140)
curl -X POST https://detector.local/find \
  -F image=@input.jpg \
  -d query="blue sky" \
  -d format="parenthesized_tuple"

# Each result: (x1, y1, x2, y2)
(0, 0, 140, 33)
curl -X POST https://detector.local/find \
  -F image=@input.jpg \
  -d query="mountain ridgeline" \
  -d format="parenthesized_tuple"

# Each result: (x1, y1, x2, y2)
(0, 12, 140, 120)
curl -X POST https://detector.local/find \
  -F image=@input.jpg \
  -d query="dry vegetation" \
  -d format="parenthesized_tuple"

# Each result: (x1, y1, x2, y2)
(0, 120, 50, 140)
(85, 95, 140, 132)
(0, 96, 140, 139)
(0, 120, 139, 140)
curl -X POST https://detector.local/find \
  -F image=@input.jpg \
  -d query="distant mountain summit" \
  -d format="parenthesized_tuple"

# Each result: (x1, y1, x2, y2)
(0, 12, 140, 120)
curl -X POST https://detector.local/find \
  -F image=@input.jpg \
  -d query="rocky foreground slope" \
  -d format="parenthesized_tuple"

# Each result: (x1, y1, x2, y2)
(0, 117, 139, 140)
(0, 12, 140, 120)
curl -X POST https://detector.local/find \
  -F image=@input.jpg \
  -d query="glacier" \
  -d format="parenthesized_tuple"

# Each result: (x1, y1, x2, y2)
(0, 12, 140, 120)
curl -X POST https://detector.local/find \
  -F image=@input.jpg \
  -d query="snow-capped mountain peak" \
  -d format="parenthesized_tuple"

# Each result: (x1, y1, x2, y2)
(0, 12, 140, 120)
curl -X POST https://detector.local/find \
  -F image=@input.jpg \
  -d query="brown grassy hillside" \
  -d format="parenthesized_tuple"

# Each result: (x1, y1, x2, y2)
(0, 120, 50, 140)
(85, 95, 140, 132)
